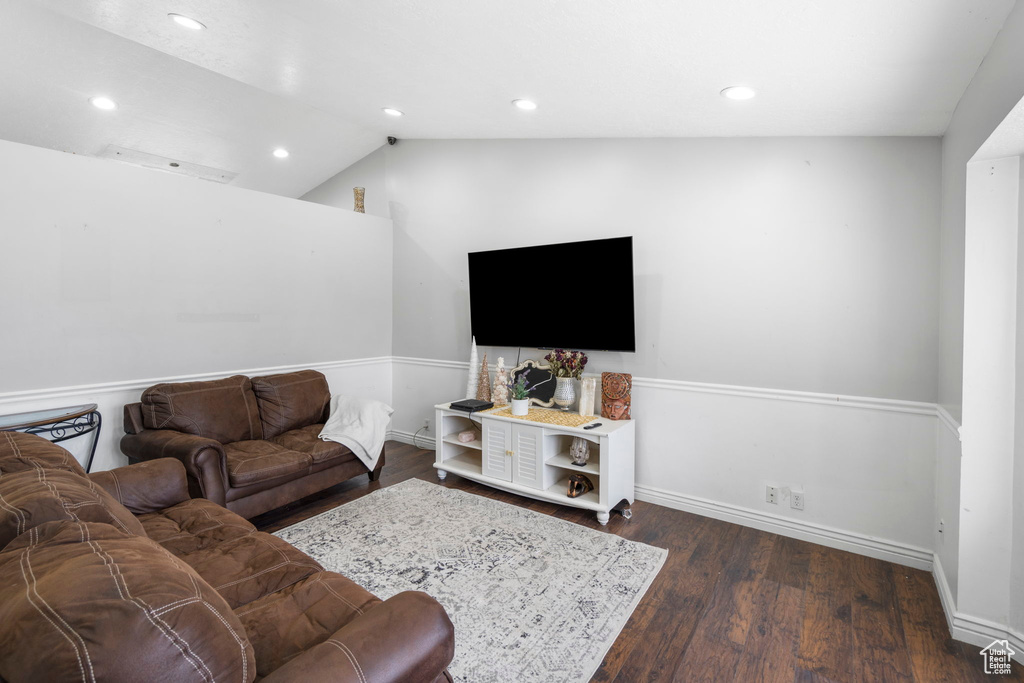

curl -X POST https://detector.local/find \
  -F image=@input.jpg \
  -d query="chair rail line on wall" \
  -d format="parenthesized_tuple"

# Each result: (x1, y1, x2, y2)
(391, 356, 942, 418)
(0, 357, 393, 406)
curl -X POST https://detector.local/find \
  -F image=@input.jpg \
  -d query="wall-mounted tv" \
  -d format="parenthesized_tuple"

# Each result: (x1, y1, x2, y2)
(468, 236, 636, 352)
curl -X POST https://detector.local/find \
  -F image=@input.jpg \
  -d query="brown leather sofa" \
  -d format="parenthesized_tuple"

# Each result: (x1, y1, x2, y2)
(121, 369, 383, 519)
(0, 431, 455, 682)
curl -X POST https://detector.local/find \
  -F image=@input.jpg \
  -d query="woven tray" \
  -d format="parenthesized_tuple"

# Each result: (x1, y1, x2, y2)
(483, 406, 598, 428)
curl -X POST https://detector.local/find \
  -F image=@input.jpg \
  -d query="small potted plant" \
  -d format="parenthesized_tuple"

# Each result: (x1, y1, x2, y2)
(507, 375, 534, 416)
(544, 349, 588, 411)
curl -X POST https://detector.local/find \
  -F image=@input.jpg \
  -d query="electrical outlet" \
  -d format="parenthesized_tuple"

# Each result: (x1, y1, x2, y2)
(791, 492, 804, 510)
(938, 519, 945, 536)
(765, 485, 778, 504)
(423, 418, 430, 431)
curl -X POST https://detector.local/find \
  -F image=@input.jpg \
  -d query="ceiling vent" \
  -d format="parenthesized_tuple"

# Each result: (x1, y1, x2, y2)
(97, 145, 237, 184)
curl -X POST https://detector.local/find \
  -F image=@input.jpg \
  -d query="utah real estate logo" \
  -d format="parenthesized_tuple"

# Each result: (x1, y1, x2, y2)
(980, 639, 1015, 675)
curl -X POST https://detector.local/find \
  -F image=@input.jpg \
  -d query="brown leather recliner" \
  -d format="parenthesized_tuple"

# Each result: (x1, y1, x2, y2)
(0, 431, 455, 682)
(120, 369, 383, 519)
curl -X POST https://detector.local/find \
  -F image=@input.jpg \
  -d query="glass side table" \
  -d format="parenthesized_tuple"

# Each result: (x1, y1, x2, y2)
(0, 403, 102, 472)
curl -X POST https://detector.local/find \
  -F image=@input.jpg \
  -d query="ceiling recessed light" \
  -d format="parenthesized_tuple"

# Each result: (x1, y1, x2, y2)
(89, 96, 118, 111)
(272, 148, 289, 159)
(512, 99, 537, 111)
(168, 13, 206, 30)
(720, 85, 756, 101)
(382, 107, 404, 117)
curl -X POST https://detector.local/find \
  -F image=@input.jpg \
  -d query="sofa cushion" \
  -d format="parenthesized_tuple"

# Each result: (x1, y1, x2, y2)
(0, 467, 145, 550)
(167, 529, 323, 609)
(270, 423, 356, 465)
(0, 431, 86, 477)
(137, 499, 323, 613)
(139, 497, 257, 555)
(0, 521, 255, 683)
(141, 375, 263, 444)
(234, 571, 381, 677)
(224, 440, 312, 488)
(250, 370, 331, 439)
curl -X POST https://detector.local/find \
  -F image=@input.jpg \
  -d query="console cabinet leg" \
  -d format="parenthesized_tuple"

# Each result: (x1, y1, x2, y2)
(437, 469, 447, 481)
(596, 511, 610, 525)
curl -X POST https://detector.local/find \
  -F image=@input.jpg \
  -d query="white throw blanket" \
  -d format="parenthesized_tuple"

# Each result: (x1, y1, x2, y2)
(319, 395, 394, 471)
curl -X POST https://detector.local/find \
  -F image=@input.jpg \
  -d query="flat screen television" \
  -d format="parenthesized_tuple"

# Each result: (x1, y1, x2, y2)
(468, 236, 636, 352)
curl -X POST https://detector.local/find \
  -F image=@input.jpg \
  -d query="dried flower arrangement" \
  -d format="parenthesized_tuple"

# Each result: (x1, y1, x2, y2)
(544, 349, 588, 379)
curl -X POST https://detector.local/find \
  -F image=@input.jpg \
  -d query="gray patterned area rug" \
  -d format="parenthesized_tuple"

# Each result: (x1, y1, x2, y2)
(275, 478, 667, 682)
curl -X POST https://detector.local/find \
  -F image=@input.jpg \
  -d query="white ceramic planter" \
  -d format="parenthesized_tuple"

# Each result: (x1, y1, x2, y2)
(511, 398, 529, 416)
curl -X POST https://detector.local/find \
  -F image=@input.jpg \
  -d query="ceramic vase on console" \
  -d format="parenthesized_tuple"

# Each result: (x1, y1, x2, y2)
(553, 377, 576, 411)
(511, 398, 529, 416)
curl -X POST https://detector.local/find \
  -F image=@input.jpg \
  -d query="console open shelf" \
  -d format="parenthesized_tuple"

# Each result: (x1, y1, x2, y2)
(433, 403, 634, 524)
(546, 451, 601, 476)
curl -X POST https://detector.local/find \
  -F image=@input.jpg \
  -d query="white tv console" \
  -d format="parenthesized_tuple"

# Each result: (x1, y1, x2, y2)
(433, 402, 635, 524)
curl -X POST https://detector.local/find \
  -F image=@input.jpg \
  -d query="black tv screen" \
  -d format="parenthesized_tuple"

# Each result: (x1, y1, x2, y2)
(468, 236, 636, 352)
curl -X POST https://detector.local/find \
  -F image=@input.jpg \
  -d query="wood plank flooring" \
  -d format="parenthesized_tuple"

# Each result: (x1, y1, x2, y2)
(252, 441, 1021, 682)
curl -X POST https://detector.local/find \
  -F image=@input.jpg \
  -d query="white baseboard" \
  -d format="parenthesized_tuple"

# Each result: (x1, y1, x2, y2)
(932, 553, 959, 633)
(932, 554, 1024, 663)
(387, 428, 435, 450)
(949, 612, 1024, 660)
(634, 483, 933, 570)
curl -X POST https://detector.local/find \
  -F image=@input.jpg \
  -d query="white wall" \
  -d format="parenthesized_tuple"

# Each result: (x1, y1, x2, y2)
(939, 2, 1024, 423)
(0, 139, 395, 470)
(393, 357, 937, 566)
(934, 418, 962, 603)
(0, 139, 393, 391)
(302, 146, 389, 218)
(932, 1, 1024, 654)
(305, 136, 945, 567)
(1013, 161, 1024, 637)
(959, 157, 1019, 626)
(376, 137, 941, 402)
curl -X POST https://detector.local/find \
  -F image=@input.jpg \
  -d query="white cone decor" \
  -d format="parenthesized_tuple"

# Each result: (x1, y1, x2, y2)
(492, 358, 509, 406)
(466, 337, 479, 399)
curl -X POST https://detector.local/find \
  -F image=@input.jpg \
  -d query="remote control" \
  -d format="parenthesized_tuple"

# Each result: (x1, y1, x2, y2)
(582, 423, 602, 430)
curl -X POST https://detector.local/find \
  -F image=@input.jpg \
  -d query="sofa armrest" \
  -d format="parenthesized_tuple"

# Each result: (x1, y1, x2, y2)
(88, 458, 191, 514)
(120, 430, 228, 506)
(260, 591, 454, 683)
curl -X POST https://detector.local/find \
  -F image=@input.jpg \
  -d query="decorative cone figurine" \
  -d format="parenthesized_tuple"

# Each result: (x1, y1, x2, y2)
(492, 357, 509, 405)
(466, 337, 479, 399)
(476, 353, 491, 401)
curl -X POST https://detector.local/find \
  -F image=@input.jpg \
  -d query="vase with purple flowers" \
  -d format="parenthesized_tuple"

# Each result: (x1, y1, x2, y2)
(507, 375, 535, 416)
(544, 349, 588, 411)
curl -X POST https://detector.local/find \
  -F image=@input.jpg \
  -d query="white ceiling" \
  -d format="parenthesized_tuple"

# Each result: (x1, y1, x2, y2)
(975, 96, 1024, 160)
(1, 0, 1016, 197)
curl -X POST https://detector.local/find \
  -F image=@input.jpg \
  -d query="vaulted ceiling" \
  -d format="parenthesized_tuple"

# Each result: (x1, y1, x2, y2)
(0, 0, 1016, 197)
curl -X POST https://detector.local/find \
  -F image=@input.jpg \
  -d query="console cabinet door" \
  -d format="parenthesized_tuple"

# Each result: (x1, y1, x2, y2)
(511, 424, 545, 490)
(481, 421, 512, 482)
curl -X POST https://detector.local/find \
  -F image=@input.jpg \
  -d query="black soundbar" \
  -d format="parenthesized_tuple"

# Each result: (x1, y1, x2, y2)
(449, 399, 494, 413)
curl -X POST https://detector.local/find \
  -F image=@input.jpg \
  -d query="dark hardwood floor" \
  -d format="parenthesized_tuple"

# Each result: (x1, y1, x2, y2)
(253, 441, 1021, 682)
